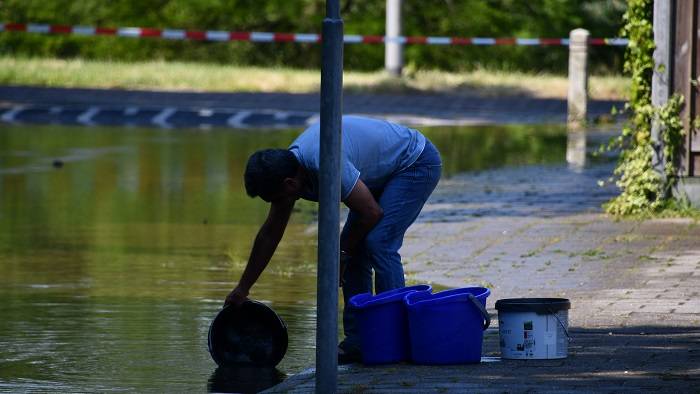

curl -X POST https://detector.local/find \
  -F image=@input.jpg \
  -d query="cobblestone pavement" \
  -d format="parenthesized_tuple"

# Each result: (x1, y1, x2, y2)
(0, 85, 622, 128)
(268, 162, 700, 393)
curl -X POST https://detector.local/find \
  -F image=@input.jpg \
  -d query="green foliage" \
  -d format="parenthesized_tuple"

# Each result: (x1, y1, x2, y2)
(604, 0, 657, 215)
(604, 0, 688, 216)
(659, 94, 685, 187)
(0, 0, 626, 72)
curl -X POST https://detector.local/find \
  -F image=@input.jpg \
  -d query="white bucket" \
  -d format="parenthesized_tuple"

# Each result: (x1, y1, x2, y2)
(495, 298, 571, 359)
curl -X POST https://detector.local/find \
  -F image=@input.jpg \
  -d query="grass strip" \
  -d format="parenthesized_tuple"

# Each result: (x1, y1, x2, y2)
(0, 57, 628, 100)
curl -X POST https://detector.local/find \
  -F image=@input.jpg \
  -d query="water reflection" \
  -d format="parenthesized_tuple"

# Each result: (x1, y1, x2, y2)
(0, 123, 570, 391)
(207, 366, 285, 393)
(566, 129, 587, 172)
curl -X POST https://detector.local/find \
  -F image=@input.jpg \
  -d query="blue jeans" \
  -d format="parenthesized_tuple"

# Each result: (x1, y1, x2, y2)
(340, 139, 442, 349)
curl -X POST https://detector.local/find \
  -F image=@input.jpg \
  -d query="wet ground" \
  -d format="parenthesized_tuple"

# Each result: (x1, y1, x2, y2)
(0, 122, 597, 392)
(422, 162, 617, 220)
(3, 85, 696, 393)
(0, 125, 319, 392)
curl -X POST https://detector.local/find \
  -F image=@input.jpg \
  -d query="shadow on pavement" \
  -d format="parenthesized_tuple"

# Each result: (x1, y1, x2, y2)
(475, 325, 700, 391)
(268, 325, 699, 392)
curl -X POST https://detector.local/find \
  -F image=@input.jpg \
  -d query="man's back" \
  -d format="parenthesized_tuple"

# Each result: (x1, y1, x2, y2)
(289, 115, 426, 200)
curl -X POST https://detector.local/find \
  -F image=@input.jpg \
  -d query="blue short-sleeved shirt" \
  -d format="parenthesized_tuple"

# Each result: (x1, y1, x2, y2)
(289, 115, 426, 201)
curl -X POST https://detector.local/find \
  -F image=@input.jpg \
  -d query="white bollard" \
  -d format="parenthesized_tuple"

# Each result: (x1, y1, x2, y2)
(567, 28, 590, 129)
(385, 0, 403, 77)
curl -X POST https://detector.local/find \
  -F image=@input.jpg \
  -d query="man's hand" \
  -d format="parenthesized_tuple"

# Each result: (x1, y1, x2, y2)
(224, 286, 249, 307)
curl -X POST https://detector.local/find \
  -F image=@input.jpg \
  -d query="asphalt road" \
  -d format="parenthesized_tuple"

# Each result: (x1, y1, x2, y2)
(0, 85, 624, 128)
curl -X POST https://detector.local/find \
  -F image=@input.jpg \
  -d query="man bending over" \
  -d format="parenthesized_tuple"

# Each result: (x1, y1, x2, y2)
(225, 115, 442, 363)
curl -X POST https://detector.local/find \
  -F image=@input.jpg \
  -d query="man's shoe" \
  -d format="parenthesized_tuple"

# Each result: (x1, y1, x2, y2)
(337, 345, 362, 365)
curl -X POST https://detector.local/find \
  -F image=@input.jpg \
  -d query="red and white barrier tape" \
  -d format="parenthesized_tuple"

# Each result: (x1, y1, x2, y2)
(0, 22, 629, 46)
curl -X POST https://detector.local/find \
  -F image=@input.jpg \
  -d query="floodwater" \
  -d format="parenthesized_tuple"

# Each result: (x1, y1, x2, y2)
(0, 123, 582, 392)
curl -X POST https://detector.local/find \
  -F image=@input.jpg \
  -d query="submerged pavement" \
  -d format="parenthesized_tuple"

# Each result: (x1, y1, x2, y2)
(0, 85, 622, 128)
(268, 161, 700, 393)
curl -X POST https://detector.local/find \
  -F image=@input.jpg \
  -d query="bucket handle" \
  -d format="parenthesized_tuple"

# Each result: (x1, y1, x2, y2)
(546, 307, 572, 342)
(467, 294, 491, 330)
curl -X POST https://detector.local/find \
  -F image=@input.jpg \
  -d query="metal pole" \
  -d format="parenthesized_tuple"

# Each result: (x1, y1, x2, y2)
(385, 0, 403, 76)
(326, 0, 340, 18)
(316, 0, 343, 392)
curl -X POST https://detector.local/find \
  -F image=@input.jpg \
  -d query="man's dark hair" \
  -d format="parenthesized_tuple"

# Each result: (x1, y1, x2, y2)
(244, 149, 300, 200)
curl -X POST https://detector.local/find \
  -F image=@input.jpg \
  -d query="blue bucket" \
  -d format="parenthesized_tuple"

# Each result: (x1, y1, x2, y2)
(405, 287, 491, 364)
(349, 284, 432, 364)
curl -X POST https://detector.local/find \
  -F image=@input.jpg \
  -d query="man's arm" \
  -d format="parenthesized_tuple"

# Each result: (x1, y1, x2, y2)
(225, 197, 295, 306)
(340, 179, 384, 255)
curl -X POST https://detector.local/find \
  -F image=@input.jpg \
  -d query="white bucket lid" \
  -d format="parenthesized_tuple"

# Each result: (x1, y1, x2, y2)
(495, 298, 570, 314)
